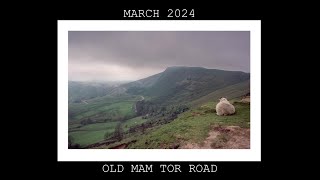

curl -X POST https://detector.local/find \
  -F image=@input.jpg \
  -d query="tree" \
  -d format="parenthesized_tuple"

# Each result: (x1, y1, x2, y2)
(113, 123, 124, 141)
(81, 118, 93, 125)
(104, 131, 113, 140)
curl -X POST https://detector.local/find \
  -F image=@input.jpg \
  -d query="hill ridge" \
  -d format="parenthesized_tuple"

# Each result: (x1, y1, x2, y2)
(122, 66, 250, 105)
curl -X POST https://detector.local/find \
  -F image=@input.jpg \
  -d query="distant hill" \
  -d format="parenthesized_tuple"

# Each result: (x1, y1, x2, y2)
(69, 66, 250, 108)
(123, 72, 162, 89)
(68, 81, 124, 103)
(123, 66, 250, 105)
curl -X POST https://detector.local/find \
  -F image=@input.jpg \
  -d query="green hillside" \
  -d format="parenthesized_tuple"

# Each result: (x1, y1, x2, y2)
(128, 100, 250, 149)
(124, 72, 162, 88)
(68, 95, 139, 147)
(190, 80, 250, 107)
(124, 66, 249, 105)
(69, 121, 118, 147)
(69, 95, 139, 123)
(68, 66, 250, 149)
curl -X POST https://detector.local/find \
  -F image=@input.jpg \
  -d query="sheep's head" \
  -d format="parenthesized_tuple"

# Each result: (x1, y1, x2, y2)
(219, 97, 228, 102)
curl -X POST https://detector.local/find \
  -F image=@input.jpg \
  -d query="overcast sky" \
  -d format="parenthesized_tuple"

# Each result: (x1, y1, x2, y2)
(69, 31, 250, 81)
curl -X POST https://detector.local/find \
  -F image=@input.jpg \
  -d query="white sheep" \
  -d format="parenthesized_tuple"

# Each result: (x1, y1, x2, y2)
(216, 97, 235, 116)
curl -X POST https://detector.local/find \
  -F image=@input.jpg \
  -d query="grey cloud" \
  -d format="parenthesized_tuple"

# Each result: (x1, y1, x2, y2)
(69, 31, 249, 81)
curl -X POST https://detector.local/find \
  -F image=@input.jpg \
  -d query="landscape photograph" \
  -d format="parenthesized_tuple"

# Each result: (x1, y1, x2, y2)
(68, 31, 250, 149)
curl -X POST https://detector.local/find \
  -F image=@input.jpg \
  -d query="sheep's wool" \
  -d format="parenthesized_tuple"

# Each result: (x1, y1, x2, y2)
(216, 98, 235, 116)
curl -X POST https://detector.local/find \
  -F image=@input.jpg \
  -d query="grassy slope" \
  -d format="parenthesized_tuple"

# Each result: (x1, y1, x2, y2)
(128, 101, 250, 149)
(189, 80, 250, 107)
(69, 95, 139, 123)
(144, 67, 250, 105)
(69, 130, 110, 147)
(69, 116, 149, 147)
(81, 80, 250, 149)
(78, 121, 119, 131)
(73, 102, 134, 120)
(124, 67, 249, 106)
(69, 121, 119, 147)
(68, 95, 141, 147)
(68, 72, 250, 148)
(122, 116, 148, 132)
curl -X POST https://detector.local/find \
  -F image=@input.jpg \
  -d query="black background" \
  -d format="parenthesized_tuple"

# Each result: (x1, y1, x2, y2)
(57, 161, 264, 177)
(54, 7, 267, 177)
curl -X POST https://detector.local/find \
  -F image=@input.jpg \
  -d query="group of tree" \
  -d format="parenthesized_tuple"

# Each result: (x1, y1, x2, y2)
(136, 100, 189, 118)
(128, 103, 189, 134)
(80, 118, 94, 125)
(102, 101, 190, 142)
(104, 123, 124, 141)
(128, 121, 152, 134)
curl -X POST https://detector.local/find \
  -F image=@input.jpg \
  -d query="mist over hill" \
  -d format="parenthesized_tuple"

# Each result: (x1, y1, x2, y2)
(68, 81, 128, 103)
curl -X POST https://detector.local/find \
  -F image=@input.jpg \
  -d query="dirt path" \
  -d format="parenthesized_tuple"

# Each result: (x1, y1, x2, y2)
(222, 126, 250, 149)
(81, 100, 88, 104)
(180, 126, 250, 149)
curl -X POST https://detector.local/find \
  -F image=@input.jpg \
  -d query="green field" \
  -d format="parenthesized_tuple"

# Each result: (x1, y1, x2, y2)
(122, 116, 149, 132)
(68, 95, 139, 123)
(128, 100, 250, 149)
(69, 121, 119, 147)
(77, 121, 119, 131)
(69, 130, 111, 147)
(68, 94, 149, 147)
(73, 101, 134, 120)
(68, 123, 82, 129)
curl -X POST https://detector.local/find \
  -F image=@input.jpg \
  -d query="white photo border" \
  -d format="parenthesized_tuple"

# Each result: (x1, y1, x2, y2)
(58, 20, 261, 161)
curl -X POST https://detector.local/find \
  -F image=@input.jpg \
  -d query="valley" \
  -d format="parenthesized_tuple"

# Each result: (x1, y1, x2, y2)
(68, 67, 250, 149)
